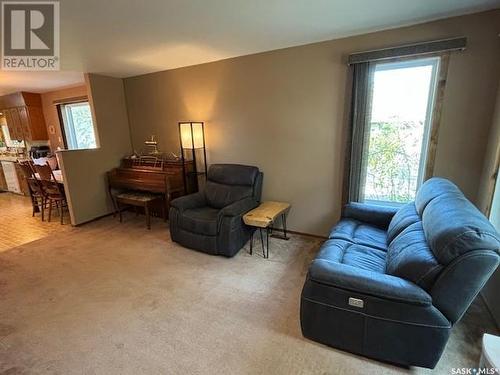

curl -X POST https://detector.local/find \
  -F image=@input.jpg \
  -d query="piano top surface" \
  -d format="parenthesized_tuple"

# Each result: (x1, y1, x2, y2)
(109, 166, 184, 194)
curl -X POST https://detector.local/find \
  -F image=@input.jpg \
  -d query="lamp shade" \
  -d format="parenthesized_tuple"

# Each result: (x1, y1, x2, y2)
(180, 122, 204, 149)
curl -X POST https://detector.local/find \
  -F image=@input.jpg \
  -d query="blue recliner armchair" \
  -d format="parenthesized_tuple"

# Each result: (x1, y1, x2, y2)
(300, 177, 500, 368)
(169, 164, 263, 257)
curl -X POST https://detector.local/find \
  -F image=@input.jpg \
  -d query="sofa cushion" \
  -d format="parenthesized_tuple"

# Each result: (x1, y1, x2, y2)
(307, 258, 432, 306)
(207, 164, 259, 186)
(387, 202, 420, 244)
(386, 222, 442, 291)
(343, 202, 398, 229)
(422, 192, 500, 265)
(415, 177, 462, 215)
(329, 219, 387, 251)
(205, 181, 254, 209)
(180, 206, 220, 235)
(316, 239, 386, 273)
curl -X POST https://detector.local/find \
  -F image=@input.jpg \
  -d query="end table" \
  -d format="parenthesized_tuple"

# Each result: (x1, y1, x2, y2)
(243, 201, 291, 258)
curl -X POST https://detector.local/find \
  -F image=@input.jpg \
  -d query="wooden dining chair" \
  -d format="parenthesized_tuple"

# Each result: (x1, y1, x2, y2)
(19, 161, 46, 219)
(35, 163, 54, 181)
(18, 160, 35, 178)
(34, 164, 67, 224)
(27, 177, 47, 220)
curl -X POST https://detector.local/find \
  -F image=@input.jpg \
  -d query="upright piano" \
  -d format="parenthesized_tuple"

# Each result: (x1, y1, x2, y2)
(107, 157, 197, 217)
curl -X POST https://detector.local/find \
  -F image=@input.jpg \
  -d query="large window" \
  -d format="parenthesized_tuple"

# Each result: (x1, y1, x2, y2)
(59, 102, 97, 150)
(355, 57, 439, 205)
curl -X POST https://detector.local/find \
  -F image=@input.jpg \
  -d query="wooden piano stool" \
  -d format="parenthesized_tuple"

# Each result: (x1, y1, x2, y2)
(107, 168, 180, 229)
(107, 159, 193, 230)
(114, 191, 164, 230)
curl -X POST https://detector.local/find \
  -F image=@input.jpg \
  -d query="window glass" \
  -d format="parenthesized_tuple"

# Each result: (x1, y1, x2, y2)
(362, 57, 439, 205)
(61, 102, 97, 150)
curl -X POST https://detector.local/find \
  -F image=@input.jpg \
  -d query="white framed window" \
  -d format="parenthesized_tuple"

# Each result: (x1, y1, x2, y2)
(60, 101, 97, 150)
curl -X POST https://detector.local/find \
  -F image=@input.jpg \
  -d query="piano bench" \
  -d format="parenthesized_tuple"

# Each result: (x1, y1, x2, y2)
(114, 191, 165, 230)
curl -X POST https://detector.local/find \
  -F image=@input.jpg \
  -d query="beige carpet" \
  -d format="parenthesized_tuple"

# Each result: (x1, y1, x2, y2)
(0, 215, 497, 374)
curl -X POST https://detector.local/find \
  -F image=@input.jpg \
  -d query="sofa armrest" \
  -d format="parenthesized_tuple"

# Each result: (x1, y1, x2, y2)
(170, 192, 206, 212)
(309, 259, 432, 306)
(219, 197, 259, 218)
(343, 202, 398, 229)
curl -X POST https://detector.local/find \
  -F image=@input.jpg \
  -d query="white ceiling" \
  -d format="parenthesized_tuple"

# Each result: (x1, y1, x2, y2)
(1, 0, 499, 95)
(0, 71, 85, 96)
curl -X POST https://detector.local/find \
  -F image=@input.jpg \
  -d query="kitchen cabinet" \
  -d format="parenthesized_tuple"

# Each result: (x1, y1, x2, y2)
(19, 106, 46, 142)
(3, 110, 13, 138)
(0, 92, 48, 142)
(0, 163, 8, 191)
(4, 108, 24, 141)
(18, 107, 31, 140)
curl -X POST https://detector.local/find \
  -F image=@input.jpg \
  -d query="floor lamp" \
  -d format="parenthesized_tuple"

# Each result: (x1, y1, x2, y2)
(179, 122, 207, 193)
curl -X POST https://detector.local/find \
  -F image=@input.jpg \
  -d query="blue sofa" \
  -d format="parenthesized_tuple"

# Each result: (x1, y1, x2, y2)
(300, 178, 500, 368)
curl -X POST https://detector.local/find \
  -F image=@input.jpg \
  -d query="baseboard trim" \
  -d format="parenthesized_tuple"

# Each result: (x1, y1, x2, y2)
(76, 212, 328, 240)
(74, 212, 115, 227)
(268, 227, 327, 240)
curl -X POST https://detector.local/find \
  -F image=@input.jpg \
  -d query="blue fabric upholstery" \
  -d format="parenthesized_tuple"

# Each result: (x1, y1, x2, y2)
(180, 207, 220, 236)
(343, 202, 399, 229)
(170, 164, 262, 257)
(414, 177, 462, 214)
(170, 191, 206, 211)
(204, 181, 254, 209)
(386, 221, 442, 290)
(207, 164, 259, 186)
(301, 177, 500, 369)
(329, 219, 388, 251)
(422, 192, 499, 265)
(308, 258, 432, 306)
(386, 202, 420, 243)
(317, 239, 386, 273)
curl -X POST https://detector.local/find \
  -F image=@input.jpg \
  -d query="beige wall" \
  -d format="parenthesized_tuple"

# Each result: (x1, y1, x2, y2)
(59, 74, 132, 225)
(479, 77, 500, 326)
(124, 10, 500, 236)
(477, 80, 500, 214)
(41, 85, 88, 151)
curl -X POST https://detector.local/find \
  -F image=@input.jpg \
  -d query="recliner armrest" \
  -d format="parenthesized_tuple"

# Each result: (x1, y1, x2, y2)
(219, 197, 259, 217)
(309, 259, 432, 306)
(170, 192, 206, 212)
(343, 202, 398, 229)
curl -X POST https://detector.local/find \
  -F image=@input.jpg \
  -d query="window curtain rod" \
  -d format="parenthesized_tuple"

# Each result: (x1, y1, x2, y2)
(52, 95, 88, 105)
(348, 37, 466, 65)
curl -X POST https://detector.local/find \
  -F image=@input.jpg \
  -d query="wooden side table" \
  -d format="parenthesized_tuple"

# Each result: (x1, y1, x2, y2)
(243, 201, 291, 258)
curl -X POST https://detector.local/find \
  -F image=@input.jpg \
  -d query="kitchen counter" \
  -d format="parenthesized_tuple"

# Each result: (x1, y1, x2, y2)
(0, 156, 25, 162)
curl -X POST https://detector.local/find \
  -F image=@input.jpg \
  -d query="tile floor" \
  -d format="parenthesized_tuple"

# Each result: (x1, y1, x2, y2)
(0, 192, 72, 252)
